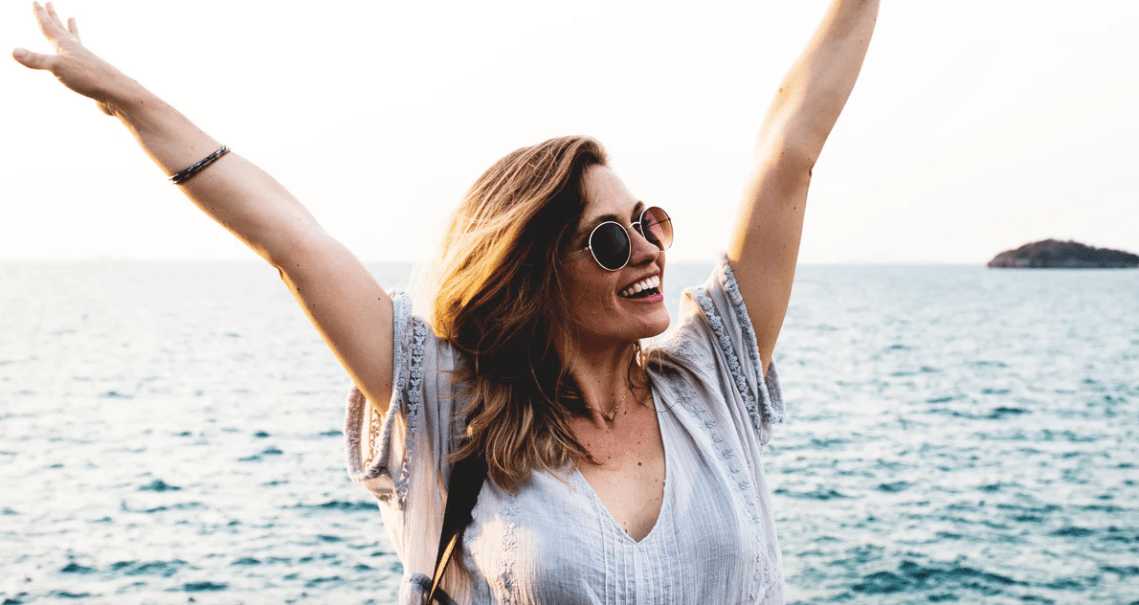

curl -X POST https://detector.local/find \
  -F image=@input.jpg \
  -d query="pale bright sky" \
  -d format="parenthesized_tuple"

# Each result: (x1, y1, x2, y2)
(1, 1, 1136, 263)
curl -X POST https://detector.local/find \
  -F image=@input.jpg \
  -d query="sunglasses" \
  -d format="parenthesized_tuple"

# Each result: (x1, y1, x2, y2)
(572, 206, 674, 271)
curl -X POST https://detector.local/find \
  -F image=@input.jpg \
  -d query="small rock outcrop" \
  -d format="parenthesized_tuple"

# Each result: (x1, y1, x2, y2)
(988, 239, 1139, 268)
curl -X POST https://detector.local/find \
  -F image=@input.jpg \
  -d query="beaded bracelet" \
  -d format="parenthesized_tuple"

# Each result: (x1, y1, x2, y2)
(169, 145, 230, 185)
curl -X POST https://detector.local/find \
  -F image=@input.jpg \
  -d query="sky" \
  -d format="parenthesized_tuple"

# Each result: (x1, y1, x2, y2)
(1, 0, 1136, 264)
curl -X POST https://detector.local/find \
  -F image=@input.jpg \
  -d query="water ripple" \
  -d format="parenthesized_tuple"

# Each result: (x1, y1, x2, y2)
(2, 262, 1136, 604)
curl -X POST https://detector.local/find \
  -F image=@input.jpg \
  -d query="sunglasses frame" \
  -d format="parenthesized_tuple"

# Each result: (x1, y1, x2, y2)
(579, 206, 673, 272)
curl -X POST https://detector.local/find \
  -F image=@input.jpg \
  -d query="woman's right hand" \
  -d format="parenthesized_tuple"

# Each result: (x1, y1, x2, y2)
(12, 1, 133, 116)
(13, 1, 399, 419)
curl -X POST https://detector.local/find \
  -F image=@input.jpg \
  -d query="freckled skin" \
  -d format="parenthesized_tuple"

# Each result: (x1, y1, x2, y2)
(562, 165, 670, 543)
(561, 166, 670, 347)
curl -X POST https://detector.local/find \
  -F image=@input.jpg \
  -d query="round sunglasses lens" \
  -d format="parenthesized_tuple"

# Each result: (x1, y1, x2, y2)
(641, 207, 673, 250)
(590, 222, 631, 270)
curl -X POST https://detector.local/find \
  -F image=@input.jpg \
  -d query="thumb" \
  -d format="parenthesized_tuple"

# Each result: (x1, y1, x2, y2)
(12, 47, 53, 70)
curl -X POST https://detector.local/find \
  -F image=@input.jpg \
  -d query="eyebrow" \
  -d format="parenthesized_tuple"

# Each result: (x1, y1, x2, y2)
(575, 201, 646, 240)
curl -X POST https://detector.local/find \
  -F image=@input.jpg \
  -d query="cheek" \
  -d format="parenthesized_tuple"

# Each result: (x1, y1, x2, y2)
(565, 276, 620, 321)
(574, 282, 615, 312)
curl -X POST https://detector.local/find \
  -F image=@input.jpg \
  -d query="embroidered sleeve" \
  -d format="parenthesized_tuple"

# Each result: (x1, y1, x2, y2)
(706, 256, 785, 427)
(343, 292, 431, 509)
(663, 255, 785, 443)
(341, 292, 470, 581)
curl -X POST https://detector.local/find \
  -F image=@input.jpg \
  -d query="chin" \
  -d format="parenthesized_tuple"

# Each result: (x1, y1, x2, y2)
(633, 305, 672, 340)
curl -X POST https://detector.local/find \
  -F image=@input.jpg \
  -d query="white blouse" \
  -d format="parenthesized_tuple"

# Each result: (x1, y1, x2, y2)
(345, 257, 787, 604)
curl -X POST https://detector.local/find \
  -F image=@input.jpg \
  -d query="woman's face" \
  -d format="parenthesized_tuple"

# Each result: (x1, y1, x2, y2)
(561, 165, 670, 348)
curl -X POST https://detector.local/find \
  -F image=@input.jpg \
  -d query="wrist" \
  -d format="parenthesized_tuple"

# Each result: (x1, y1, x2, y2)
(101, 70, 156, 120)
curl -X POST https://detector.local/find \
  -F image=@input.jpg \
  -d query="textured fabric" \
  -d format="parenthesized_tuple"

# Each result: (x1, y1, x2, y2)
(345, 256, 787, 604)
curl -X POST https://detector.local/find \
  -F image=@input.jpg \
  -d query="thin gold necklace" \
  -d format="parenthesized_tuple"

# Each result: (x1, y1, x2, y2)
(605, 387, 633, 421)
(600, 385, 631, 421)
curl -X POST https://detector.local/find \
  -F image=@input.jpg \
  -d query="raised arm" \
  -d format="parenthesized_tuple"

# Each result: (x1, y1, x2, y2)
(13, 2, 396, 413)
(727, 0, 878, 376)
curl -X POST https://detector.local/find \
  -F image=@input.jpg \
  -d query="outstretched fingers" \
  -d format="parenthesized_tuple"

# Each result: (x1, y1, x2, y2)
(33, 3, 59, 41)
(13, 3, 55, 70)
(35, 2, 76, 49)
(44, 2, 68, 35)
(14, 3, 84, 72)
(14, 0, 118, 115)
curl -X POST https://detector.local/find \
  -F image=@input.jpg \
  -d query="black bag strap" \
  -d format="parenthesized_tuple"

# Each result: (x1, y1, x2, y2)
(425, 454, 487, 605)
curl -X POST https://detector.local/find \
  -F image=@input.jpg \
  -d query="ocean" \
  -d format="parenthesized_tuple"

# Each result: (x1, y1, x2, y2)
(1, 260, 1136, 604)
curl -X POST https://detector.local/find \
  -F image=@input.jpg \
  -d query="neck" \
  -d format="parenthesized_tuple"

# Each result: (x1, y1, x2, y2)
(566, 338, 647, 428)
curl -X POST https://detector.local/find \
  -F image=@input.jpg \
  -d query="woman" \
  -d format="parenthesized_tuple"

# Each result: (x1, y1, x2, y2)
(14, 0, 878, 603)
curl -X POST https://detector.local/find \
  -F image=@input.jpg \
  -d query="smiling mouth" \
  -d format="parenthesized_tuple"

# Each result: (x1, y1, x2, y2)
(618, 275, 661, 299)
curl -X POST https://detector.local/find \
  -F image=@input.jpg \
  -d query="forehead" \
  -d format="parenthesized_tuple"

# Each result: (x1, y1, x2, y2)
(580, 165, 642, 223)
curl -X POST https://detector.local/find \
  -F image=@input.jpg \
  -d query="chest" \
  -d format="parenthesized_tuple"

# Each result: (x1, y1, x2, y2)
(570, 401, 666, 542)
(574, 423, 665, 542)
(459, 399, 781, 604)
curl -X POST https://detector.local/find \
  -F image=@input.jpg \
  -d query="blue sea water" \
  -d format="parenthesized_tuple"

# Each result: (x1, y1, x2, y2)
(1, 260, 1136, 604)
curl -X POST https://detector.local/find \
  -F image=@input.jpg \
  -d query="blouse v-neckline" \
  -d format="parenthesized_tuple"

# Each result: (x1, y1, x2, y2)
(570, 387, 672, 546)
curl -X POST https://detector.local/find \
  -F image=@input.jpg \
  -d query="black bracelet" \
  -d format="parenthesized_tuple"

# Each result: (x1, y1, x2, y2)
(169, 145, 230, 185)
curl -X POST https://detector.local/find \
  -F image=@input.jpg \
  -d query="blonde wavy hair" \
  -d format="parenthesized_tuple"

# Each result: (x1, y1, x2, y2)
(429, 135, 615, 493)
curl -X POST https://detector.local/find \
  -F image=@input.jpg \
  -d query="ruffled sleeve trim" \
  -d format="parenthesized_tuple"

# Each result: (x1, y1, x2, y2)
(693, 255, 786, 429)
(344, 291, 425, 507)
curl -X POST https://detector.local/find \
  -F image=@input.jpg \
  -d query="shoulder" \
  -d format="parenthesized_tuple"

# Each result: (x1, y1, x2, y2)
(653, 256, 786, 433)
(655, 255, 751, 365)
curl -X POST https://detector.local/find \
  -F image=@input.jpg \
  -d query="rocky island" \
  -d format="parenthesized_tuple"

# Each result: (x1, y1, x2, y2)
(988, 239, 1139, 268)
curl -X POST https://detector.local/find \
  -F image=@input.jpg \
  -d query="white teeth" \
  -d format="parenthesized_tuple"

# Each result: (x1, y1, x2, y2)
(618, 275, 661, 298)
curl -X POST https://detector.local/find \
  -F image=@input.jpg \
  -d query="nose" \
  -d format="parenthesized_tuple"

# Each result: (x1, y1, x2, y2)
(628, 223, 662, 267)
